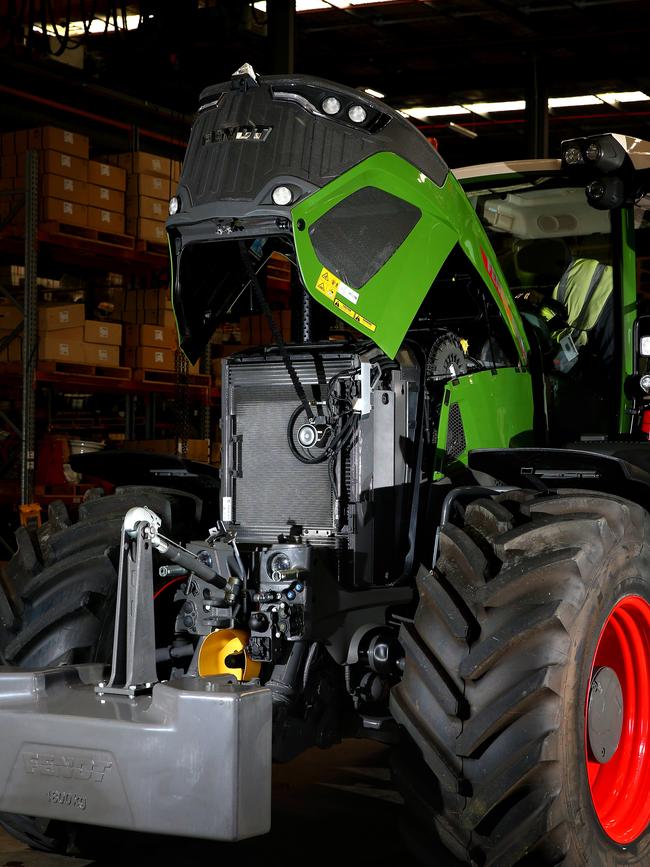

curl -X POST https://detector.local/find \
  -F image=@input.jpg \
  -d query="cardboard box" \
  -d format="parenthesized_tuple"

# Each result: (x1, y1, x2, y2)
(88, 160, 126, 191)
(41, 150, 88, 182)
(0, 306, 23, 330)
(87, 184, 124, 212)
(88, 207, 125, 235)
(44, 326, 84, 342)
(84, 343, 120, 366)
(127, 194, 166, 221)
(162, 308, 176, 328)
(41, 174, 88, 205)
(126, 174, 171, 201)
(84, 320, 122, 345)
(41, 198, 88, 228)
(136, 346, 175, 371)
(39, 333, 85, 363)
(29, 127, 89, 159)
(126, 324, 177, 349)
(131, 218, 166, 244)
(144, 288, 171, 311)
(38, 304, 85, 331)
(118, 152, 171, 178)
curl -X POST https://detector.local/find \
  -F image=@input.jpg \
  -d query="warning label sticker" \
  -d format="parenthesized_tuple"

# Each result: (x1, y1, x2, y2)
(315, 268, 360, 305)
(315, 268, 339, 300)
(333, 298, 376, 332)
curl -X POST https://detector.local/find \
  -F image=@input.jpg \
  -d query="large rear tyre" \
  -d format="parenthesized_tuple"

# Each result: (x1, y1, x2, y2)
(0, 486, 204, 854)
(391, 490, 650, 866)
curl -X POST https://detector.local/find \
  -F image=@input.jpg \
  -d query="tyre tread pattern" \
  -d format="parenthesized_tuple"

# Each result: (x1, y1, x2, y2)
(392, 490, 648, 866)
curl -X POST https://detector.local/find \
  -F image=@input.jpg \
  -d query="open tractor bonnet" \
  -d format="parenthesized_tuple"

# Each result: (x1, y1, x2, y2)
(3, 64, 650, 867)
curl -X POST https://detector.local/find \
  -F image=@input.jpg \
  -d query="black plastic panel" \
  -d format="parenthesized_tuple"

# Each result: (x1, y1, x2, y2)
(179, 75, 447, 209)
(308, 186, 421, 289)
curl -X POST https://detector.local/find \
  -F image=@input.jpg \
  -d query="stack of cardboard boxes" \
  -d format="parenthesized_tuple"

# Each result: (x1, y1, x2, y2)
(0, 127, 178, 243)
(38, 304, 122, 366)
(113, 152, 180, 245)
(86, 159, 126, 235)
(124, 323, 178, 372)
(0, 126, 129, 236)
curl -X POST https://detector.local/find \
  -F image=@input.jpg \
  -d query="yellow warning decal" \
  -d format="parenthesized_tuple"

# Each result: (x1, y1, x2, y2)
(333, 298, 376, 332)
(315, 267, 339, 300)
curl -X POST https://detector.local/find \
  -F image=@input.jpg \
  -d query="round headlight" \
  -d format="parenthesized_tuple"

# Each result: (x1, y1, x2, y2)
(168, 196, 180, 216)
(585, 142, 601, 162)
(322, 96, 341, 115)
(564, 146, 583, 166)
(348, 104, 367, 124)
(272, 185, 293, 206)
(587, 180, 606, 201)
(269, 552, 291, 580)
(641, 374, 650, 393)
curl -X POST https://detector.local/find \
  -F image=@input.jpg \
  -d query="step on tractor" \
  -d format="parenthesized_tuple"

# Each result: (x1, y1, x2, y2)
(1, 64, 650, 866)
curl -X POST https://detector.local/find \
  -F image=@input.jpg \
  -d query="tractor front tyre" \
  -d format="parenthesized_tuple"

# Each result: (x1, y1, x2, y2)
(0, 485, 204, 854)
(391, 490, 650, 866)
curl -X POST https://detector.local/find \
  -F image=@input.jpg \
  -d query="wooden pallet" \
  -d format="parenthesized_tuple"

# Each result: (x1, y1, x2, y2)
(41, 221, 135, 251)
(135, 239, 168, 257)
(133, 367, 210, 387)
(38, 360, 132, 380)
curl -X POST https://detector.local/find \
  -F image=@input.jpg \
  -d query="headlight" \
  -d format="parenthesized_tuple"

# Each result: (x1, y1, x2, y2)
(586, 177, 625, 210)
(563, 145, 584, 166)
(348, 104, 367, 123)
(272, 185, 293, 206)
(168, 196, 180, 216)
(641, 374, 650, 393)
(322, 96, 341, 115)
(640, 336, 650, 357)
(585, 142, 601, 162)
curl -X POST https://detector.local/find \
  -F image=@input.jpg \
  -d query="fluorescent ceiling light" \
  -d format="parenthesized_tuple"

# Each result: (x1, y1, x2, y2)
(465, 100, 526, 114)
(403, 105, 470, 119)
(254, 0, 394, 11)
(33, 13, 141, 36)
(598, 91, 650, 105)
(364, 87, 385, 99)
(548, 95, 602, 107)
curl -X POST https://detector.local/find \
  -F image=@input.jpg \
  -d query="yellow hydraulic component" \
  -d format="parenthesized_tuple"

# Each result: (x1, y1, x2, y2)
(19, 503, 41, 528)
(197, 628, 261, 682)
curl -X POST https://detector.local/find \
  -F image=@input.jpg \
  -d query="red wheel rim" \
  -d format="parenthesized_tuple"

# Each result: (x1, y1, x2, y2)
(585, 595, 650, 844)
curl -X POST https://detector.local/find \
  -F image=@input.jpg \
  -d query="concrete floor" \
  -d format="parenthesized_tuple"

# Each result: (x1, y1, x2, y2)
(0, 740, 406, 866)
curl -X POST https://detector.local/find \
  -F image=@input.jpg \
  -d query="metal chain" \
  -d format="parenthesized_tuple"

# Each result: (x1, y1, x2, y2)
(175, 349, 189, 458)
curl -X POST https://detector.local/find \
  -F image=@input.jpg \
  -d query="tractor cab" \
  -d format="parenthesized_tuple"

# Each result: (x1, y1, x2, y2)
(455, 135, 650, 445)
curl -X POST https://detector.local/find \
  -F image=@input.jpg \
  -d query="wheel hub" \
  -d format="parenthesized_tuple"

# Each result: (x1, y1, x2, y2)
(585, 594, 650, 844)
(587, 666, 623, 764)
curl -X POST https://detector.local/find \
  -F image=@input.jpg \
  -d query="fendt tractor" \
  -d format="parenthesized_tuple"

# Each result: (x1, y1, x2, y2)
(1, 65, 650, 867)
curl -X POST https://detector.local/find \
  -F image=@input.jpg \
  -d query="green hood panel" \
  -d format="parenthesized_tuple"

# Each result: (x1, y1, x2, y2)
(292, 151, 528, 361)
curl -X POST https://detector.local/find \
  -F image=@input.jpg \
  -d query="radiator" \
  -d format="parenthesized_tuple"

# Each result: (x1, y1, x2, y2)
(221, 350, 355, 543)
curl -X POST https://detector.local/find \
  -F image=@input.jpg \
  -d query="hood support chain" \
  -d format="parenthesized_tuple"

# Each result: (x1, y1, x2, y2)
(239, 240, 315, 421)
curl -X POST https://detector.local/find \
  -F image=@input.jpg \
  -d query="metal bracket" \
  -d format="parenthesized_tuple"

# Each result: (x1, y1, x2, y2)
(97, 516, 159, 698)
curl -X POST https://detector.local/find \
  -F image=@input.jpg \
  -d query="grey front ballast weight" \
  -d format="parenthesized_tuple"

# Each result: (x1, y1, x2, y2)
(0, 506, 272, 840)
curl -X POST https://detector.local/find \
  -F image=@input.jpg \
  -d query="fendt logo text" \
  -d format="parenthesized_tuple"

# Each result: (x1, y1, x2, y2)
(203, 126, 272, 144)
(23, 752, 112, 783)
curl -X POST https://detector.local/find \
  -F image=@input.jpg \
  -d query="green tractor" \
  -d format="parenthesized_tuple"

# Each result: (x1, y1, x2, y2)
(1, 64, 650, 866)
